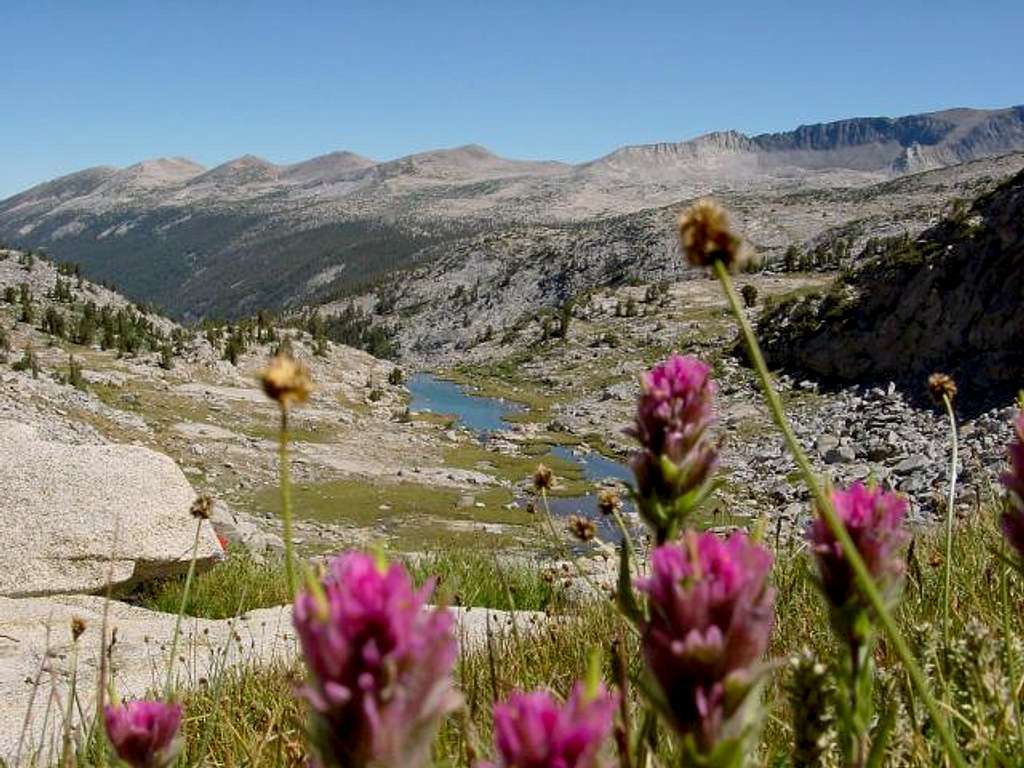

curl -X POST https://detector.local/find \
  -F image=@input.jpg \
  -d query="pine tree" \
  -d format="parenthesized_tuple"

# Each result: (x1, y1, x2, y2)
(67, 354, 84, 389)
(159, 343, 174, 370)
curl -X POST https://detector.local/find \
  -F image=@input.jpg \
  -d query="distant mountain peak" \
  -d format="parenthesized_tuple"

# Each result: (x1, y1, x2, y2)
(192, 155, 280, 185)
(282, 151, 377, 184)
(2, 104, 1023, 321)
(116, 157, 206, 185)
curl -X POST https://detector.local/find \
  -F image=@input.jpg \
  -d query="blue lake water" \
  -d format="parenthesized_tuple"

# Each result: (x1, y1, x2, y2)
(549, 445, 633, 484)
(407, 372, 520, 433)
(408, 373, 635, 538)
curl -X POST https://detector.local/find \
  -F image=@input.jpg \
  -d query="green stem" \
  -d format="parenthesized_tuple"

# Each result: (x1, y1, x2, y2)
(1000, 544, 1024, 749)
(62, 639, 79, 768)
(165, 519, 203, 697)
(941, 393, 958, 644)
(539, 489, 602, 595)
(611, 506, 638, 566)
(279, 408, 297, 601)
(712, 260, 966, 768)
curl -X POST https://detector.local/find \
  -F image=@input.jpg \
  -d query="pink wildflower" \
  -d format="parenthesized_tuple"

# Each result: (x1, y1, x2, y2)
(809, 483, 908, 610)
(482, 682, 617, 768)
(103, 700, 182, 768)
(627, 355, 719, 538)
(1000, 412, 1024, 558)
(293, 552, 459, 768)
(637, 531, 775, 754)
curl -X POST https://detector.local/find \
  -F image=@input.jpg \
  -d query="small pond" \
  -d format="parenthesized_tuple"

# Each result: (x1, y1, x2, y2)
(408, 372, 520, 433)
(409, 373, 635, 538)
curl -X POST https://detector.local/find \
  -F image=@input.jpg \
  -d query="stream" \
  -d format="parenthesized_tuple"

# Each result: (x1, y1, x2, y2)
(408, 373, 635, 538)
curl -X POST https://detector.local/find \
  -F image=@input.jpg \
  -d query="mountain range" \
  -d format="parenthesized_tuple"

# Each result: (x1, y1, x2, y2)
(1, 104, 1023, 319)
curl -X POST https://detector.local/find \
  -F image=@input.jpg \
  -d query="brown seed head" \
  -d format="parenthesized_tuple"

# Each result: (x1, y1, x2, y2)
(928, 372, 957, 406)
(70, 616, 86, 642)
(567, 514, 596, 542)
(533, 463, 554, 492)
(597, 488, 622, 516)
(190, 494, 214, 520)
(260, 352, 312, 410)
(677, 198, 749, 270)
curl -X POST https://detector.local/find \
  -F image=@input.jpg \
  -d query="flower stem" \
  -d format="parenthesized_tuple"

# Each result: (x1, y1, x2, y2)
(279, 407, 297, 601)
(1000, 558, 1024, 750)
(539, 489, 602, 595)
(61, 638, 80, 768)
(940, 393, 958, 644)
(712, 260, 966, 768)
(165, 519, 202, 697)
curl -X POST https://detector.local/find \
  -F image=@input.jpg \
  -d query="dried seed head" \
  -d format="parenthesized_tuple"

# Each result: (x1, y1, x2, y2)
(677, 198, 749, 271)
(597, 488, 621, 516)
(190, 494, 214, 520)
(567, 514, 597, 542)
(260, 351, 312, 410)
(71, 616, 86, 642)
(928, 372, 957, 406)
(533, 463, 554, 492)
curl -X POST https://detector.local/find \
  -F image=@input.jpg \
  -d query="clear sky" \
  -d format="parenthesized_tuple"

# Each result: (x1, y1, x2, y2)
(2, 0, 1022, 198)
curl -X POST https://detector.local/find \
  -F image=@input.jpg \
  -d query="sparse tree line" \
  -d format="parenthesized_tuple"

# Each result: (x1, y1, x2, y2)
(2, 280, 183, 361)
(777, 238, 853, 272)
(299, 304, 400, 360)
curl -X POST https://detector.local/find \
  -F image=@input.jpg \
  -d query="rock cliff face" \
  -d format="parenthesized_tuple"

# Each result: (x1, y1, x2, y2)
(759, 169, 1024, 413)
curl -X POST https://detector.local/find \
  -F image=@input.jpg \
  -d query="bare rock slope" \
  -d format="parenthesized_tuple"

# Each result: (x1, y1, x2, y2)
(758, 168, 1024, 413)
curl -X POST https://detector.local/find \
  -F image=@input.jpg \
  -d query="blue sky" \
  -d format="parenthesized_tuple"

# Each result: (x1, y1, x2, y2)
(1, 0, 1022, 198)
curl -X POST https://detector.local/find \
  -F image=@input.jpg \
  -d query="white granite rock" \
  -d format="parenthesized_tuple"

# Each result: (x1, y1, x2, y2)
(0, 420, 223, 597)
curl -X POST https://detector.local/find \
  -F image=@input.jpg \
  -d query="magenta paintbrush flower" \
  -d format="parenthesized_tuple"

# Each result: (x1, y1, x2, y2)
(809, 482, 909, 611)
(481, 682, 617, 768)
(103, 699, 182, 768)
(637, 530, 775, 756)
(1000, 412, 1024, 558)
(627, 355, 719, 539)
(293, 551, 459, 768)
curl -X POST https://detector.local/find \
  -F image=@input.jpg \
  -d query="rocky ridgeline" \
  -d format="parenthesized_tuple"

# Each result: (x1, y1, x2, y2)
(353, 154, 1024, 367)
(3, 107, 1024, 318)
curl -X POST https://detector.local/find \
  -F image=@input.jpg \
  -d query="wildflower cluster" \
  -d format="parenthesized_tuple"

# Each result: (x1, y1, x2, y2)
(638, 531, 775, 759)
(809, 483, 909, 622)
(104, 700, 183, 768)
(619, 347, 775, 766)
(482, 683, 617, 768)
